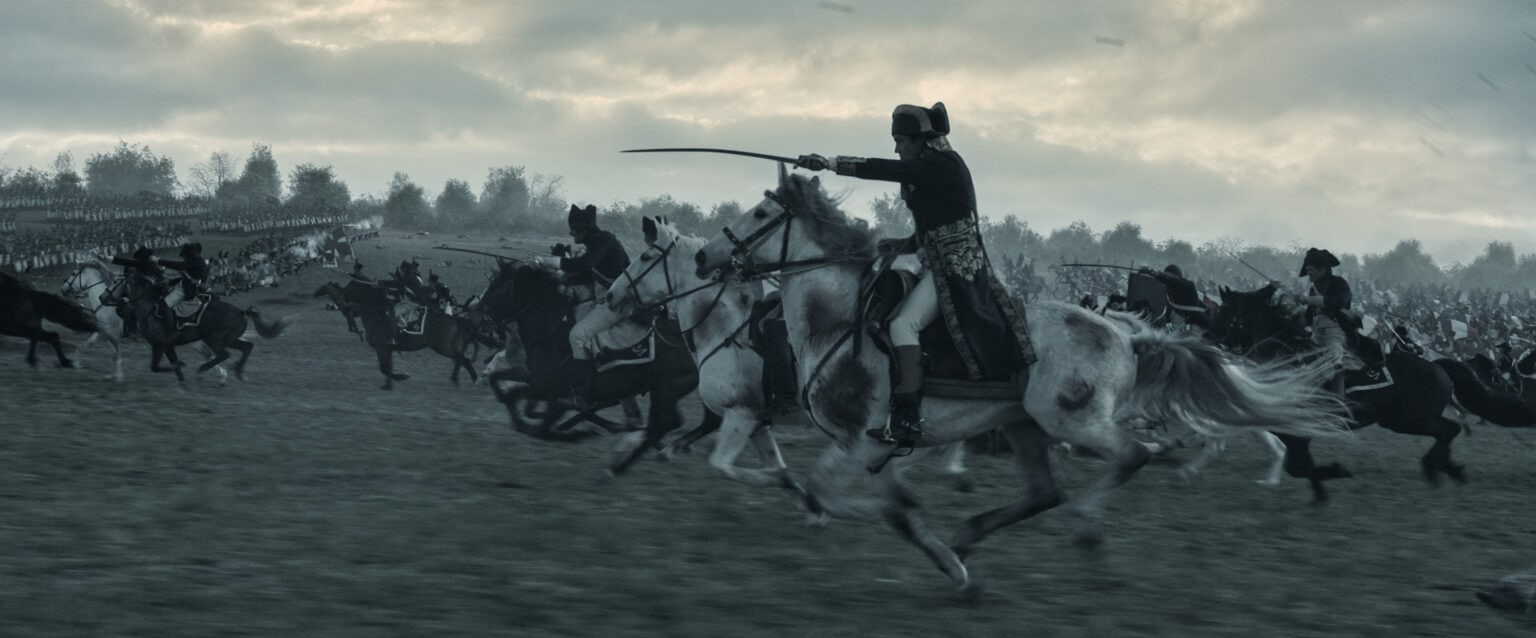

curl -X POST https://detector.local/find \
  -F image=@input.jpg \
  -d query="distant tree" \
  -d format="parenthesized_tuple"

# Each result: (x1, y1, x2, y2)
(1458, 241, 1519, 290)
(1158, 238, 1198, 272)
(605, 195, 705, 238)
(1100, 221, 1157, 266)
(287, 163, 350, 212)
(384, 172, 430, 229)
(701, 201, 744, 235)
(434, 178, 476, 227)
(2, 166, 50, 197)
(478, 165, 530, 229)
(526, 173, 568, 226)
(1361, 239, 1445, 287)
(870, 193, 913, 238)
(189, 151, 237, 199)
(1044, 220, 1099, 262)
(51, 151, 83, 197)
(983, 214, 1044, 258)
(83, 141, 178, 197)
(234, 144, 281, 203)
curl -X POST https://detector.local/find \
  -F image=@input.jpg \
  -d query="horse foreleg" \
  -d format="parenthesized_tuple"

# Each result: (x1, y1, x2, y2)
(1256, 431, 1287, 486)
(948, 421, 1062, 558)
(863, 454, 976, 594)
(1042, 410, 1150, 553)
(197, 341, 232, 374)
(610, 401, 706, 477)
(707, 408, 801, 489)
(936, 443, 973, 493)
(619, 396, 644, 431)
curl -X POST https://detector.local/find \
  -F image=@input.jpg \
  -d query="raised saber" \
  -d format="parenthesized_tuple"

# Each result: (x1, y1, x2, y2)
(622, 147, 800, 164)
(433, 245, 526, 262)
(1056, 263, 1142, 272)
(1229, 253, 1278, 282)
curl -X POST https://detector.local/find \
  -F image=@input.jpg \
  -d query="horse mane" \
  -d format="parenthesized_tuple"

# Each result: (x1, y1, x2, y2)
(509, 263, 566, 305)
(777, 174, 878, 261)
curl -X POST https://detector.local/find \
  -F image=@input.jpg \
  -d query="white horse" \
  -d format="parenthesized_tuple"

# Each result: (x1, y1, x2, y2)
(693, 173, 1352, 592)
(59, 260, 124, 382)
(603, 216, 973, 498)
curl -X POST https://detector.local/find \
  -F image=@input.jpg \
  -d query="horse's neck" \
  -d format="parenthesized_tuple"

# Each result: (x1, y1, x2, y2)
(676, 280, 752, 353)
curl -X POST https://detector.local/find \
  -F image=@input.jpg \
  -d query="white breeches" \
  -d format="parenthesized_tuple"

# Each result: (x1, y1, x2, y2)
(890, 270, 939, 348)
(569, 302, 623, 361)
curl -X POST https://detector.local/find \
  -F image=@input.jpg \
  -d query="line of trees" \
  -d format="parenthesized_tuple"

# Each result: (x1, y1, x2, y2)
(5, 140, 1535, 291)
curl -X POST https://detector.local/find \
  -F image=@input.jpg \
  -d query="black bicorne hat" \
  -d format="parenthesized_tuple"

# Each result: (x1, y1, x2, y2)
(1298, 248, 1340, 276)
(891, 102, 950, 138)
(132, 245, 154, 261)
(568, 204, 598, 229)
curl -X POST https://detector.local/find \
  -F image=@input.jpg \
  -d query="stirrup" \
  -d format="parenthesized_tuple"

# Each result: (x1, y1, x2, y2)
(865, 419, 924, 446)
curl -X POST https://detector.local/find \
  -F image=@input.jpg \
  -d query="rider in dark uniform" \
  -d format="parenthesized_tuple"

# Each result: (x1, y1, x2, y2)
(157, 242, 211, 324)
(347, 261, 372, 284)
(109, 245, 163, 335)
(797, 102, 1036, 445)
(1140, 264, 1210, 329)
(426, 273, 454, 312)
(555, 204, 633, 409)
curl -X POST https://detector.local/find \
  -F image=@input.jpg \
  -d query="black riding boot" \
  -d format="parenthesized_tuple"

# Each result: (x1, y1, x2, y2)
(763, 320, 798, 414)
(868, 345, 925, 444)
(569, 358, 597, 411)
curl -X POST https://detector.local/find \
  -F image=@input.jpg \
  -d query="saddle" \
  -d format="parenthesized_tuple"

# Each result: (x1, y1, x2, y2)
(858, 253, 1027, 400)
(174, 294, 214, 330)
(1340, 334, 1395, 395)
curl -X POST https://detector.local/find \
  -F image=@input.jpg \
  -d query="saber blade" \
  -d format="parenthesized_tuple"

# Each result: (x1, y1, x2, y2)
(621, 147, 799, 164)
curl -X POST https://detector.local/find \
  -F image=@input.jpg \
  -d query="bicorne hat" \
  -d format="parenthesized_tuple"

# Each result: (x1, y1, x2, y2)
(132, 245, 154, 261)
(891, 102, 950, 138)
(1298, 248, 1340, 276)
(568, 204, 598, 229)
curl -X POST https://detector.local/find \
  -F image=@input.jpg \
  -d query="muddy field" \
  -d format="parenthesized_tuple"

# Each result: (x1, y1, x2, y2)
(2, 231, 1533, 636)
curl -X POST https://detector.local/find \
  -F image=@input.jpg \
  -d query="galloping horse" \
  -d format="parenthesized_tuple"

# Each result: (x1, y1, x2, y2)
(693, 173, 1350, 592)
(120, 271, 291, 383)
(339, 280, 480, 390)
(313, 282, 364, 339)
(1209, 283, 1470, 502)
(60, 260, 125, 381)
(479, 261, 698, 442)
(1, 270, 100, 369)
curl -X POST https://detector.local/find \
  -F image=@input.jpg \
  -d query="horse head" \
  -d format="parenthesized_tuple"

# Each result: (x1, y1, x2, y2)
(606, 216, 706, 315)
(694, 173, 874, 280)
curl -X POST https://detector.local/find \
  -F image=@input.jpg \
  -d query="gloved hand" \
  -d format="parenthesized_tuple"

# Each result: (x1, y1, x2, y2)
(796, 154, 830, 171)
(550, 243, 571, 258)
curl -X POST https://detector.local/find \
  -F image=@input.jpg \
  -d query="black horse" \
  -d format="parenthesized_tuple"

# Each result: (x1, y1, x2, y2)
(478, 261, 698, 443)
(1209, 283, 1468, 502)
(0, 270, 100, 368)
(339, 280, 481, 390)
(1433, 357, 1536, 428)
(121, 272, 291, 383)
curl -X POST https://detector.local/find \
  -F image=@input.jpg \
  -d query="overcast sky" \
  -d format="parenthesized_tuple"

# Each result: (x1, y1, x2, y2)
(1, 0, 1533, 264)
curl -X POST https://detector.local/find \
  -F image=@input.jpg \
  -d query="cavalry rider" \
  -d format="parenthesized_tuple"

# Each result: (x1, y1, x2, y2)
(1139, 264, 1210, 329)
(108, 245, 164, 335)
(387, 260, 428, 329)
(347, 261, 372, 284)
(796, 102, 1037, 445)
(552, 203, 631, 409)
(158, 242, 212, 322)
(1290, 247, 1369, 393)
(426, 272, 454, 313)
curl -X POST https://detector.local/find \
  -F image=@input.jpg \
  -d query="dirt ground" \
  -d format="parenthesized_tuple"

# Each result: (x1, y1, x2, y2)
(2, 231, 1534, 637)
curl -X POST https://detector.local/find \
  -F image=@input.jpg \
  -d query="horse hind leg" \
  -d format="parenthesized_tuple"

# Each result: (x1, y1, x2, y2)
(1037, 406, 1150, 552)
(948, 420, 1063, 559)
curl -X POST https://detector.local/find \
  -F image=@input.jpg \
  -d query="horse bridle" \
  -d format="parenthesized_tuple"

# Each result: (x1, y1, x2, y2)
(616, 238, 729, 334)
(721, 190, 837, 280)
(63, 267, 113, 309)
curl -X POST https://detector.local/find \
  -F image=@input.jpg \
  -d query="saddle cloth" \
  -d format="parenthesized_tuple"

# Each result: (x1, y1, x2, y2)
(1343, 364, 1395, 395)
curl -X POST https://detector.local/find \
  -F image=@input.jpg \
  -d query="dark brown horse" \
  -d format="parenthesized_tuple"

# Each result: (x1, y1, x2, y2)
(340, 280, 480, 390)
(1210, 283, 1466, 503)
(120, 272, 291, 383)
(1, 270, 100, 368)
